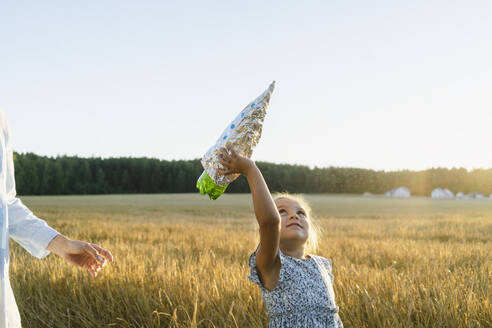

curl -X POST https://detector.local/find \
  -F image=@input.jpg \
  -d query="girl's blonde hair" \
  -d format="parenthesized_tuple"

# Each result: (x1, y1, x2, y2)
(273, 192, 321, 254)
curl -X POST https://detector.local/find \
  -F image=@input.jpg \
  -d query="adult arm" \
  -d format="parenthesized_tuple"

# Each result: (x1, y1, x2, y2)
(3, 118, 112, 276)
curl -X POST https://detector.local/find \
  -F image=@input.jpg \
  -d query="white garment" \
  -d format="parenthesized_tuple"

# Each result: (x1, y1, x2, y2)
(0, 111, 59, 327)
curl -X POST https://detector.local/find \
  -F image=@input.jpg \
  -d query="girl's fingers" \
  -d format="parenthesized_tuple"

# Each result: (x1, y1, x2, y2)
(227, 146, 238, 159)
(217, 167, 232, 176)
(218, 157, 231, 167)
(218, 147, 237, 176)
(218, 166, 230, 173)
(219, 147, 232, 161)
(218, 153, 232, 166)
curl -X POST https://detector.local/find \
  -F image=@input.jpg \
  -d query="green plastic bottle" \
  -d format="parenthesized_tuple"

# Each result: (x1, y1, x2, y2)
(196, 171, 228, 200)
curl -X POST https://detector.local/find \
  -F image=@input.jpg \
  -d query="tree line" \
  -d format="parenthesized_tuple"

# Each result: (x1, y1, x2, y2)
(13, 152, 492, 196)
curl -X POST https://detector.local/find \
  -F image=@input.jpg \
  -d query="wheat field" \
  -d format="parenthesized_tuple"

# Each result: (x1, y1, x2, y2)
(10, 194, 492, 328)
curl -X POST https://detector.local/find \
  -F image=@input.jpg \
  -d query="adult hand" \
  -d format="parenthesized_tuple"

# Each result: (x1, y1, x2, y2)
(47, 235, 113, 277)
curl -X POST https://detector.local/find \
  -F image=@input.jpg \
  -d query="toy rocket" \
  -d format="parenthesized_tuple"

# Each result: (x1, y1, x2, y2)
(197, 81, 275, 200)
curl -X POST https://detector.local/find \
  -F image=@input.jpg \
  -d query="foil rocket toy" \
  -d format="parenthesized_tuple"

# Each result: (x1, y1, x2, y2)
(197, 81, 275, 200)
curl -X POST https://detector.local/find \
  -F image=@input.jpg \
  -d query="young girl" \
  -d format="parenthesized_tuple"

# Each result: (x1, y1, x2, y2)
(218, 146, 343, 328)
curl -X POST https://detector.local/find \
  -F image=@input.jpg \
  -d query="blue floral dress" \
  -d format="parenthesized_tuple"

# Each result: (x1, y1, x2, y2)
(249, 248, 343, 328)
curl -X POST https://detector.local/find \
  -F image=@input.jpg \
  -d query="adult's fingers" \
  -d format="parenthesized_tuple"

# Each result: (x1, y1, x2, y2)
(77, 251, 99, 278)
(88, 266, 97, 278)
(84, 257, 100, 271)
(91, 262, 102, 275)
(92, 244, 114, 263)
(82, 261, 96, 278)
(83, 244, 101, 262)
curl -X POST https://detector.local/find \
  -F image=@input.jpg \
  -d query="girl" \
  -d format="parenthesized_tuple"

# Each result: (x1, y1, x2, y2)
(218, 146, 343, 328)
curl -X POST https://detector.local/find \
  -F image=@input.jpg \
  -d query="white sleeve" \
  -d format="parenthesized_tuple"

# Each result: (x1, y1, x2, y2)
(3, 115, 59, 258)
(8, 198, 59, 259)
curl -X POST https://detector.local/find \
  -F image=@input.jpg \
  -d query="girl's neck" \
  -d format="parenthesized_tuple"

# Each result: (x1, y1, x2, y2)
(280, 244, 307, 259)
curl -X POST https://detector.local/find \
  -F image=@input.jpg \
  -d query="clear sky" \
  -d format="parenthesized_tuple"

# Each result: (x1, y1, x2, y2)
(1, 1, 491, 171)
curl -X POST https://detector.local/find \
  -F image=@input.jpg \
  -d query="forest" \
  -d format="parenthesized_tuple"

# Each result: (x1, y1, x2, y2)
(13, 152, 492, 196)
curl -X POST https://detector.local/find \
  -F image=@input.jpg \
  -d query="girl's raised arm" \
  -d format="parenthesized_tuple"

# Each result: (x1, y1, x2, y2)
(218, 146, 281, 289)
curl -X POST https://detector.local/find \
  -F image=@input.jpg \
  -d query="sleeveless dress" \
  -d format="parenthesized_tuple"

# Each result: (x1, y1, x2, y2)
(249, 248, 343, 328)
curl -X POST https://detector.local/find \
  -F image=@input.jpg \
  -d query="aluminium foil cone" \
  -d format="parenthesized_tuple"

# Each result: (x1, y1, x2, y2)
(197, 81, 275, 199)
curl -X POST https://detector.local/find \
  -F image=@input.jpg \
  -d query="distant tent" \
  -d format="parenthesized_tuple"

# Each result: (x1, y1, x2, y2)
(385, 186, 411, 198)
(431, 188, 454, 199)
(466, 192, 484, 199)
(456, 192, 465, 198)
(489, 194, 492, 200)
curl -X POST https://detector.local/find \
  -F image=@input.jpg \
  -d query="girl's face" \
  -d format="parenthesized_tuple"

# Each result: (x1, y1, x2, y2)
(276, 198, 310, 247)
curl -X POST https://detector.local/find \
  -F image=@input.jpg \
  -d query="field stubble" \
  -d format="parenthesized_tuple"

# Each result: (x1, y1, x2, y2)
(11, 194, 492, 328)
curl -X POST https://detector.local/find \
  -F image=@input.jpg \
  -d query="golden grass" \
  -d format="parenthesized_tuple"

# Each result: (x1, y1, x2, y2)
(10, 194, 492, 328)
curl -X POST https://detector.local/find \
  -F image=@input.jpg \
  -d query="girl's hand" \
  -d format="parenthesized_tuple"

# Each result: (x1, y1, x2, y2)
(47, 235, 114, 277)
(217, 145, 255, 176)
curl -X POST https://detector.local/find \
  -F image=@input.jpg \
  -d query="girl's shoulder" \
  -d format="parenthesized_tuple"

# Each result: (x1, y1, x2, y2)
(248, 246, 298, 267)
(248, 246, 298, 290)
(309, 254, 333, 272)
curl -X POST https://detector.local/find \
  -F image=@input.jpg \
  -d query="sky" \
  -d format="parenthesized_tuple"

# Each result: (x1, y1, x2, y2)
(1, 1, 491, 171)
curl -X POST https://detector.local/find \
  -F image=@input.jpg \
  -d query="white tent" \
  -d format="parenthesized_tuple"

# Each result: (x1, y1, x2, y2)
(431, 188, 454, 199)
(489, 194, 492, 200)
(466, 192, 484, 199)
(385, 186, 411, 198)
(456, 192, 465, 198)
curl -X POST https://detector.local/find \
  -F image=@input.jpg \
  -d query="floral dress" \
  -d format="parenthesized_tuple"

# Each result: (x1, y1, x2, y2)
(249, 248, 343, 328)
